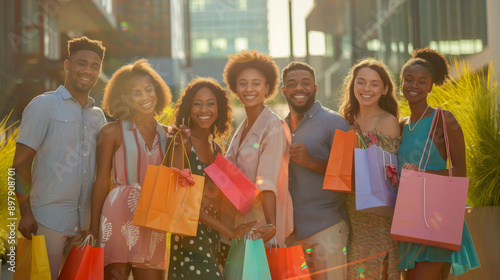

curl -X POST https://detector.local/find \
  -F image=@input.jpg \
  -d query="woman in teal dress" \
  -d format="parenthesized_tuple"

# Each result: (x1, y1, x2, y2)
(168, 77, 256, 279)
(398, 47, 480, 279)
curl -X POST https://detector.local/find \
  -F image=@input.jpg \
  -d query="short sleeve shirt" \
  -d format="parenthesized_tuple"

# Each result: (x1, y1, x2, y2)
(16, 86, 106, 235)
(285, 101, 349, 239)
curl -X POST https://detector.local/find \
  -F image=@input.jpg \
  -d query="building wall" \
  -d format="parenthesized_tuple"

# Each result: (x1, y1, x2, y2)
(188, 0, 269, 83)
(306, 0, 494, 106)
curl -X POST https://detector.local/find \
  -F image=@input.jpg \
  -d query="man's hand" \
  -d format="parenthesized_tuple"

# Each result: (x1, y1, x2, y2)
(251, 224, 276, 243)
(290, 144, 311, 167)
(18, 212, 37, 239)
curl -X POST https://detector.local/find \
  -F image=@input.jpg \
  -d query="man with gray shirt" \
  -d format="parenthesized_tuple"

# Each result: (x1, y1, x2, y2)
(282, 61, 349, 280)
(13, 37, 106, 279)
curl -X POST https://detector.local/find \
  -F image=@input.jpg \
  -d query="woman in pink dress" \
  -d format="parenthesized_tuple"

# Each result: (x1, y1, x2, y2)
(86, 59, 184, 279)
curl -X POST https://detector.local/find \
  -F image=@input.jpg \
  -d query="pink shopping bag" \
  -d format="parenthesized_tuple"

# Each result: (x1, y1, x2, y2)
(205, 154, 261, 215)
(390, 107, 469, 251)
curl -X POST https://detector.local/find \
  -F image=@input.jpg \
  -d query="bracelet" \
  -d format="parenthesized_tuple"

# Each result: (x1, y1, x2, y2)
(267, 224, 276, 230)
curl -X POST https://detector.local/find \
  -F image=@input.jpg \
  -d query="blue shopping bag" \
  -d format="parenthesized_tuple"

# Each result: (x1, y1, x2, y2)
(354, 144, 398, 217)
(224, 236, 272, 280)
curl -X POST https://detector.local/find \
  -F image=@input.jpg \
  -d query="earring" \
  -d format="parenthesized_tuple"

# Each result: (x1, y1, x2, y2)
(187, 116, 191, 127)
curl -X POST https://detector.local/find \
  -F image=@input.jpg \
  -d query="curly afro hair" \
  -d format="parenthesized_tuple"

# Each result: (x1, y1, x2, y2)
(401, 47, 450, 86)
(102, 59, 171, 119)
(223, 49, 280, 102)
(174, 77, 232, 141)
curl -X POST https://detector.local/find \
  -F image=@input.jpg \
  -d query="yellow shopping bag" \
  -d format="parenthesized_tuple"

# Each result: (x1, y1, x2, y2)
(14, 235, 51, 280)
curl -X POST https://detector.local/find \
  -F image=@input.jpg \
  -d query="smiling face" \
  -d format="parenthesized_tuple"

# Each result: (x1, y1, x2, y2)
(282, 69, 317, 114)
(64, 50, 102, 94)
(401, 64, 433, 104)
(353, 67, 388, 108)
(190, 87, 218, 130)
(235, 68, 269, 108)
(126, 74, 157, 117)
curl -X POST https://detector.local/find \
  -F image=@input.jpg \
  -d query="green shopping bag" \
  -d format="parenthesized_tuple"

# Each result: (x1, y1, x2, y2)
(224, 237, 272, 280)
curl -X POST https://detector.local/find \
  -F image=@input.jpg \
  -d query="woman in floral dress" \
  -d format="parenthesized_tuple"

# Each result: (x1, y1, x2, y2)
(86, 59, 185, 279)
(339, 58, 401, 279)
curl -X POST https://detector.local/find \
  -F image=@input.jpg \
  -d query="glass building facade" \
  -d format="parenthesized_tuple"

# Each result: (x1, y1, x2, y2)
(305, 0, 489, 106)
(190, 0, 269, 59)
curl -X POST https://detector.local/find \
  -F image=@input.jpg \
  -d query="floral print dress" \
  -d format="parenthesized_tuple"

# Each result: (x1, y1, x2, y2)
(346, 129, 402, 280)
(99, 120, 168, 270)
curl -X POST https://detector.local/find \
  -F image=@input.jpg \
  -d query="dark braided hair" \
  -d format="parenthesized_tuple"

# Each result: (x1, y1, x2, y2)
(401, 47, 450, 86)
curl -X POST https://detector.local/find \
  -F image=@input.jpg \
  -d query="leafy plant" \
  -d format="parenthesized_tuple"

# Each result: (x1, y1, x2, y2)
(399, 61, 500, 206)
(0, 112, 20, 258)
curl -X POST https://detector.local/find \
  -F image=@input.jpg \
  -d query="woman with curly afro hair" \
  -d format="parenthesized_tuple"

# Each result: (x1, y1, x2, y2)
(218, 50, 294, 266)
(397, 47, 480, 279)
(167, 77, 257, 279)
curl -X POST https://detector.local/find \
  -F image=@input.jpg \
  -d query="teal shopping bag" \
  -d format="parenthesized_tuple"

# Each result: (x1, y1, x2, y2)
(224, 237, 272, 280)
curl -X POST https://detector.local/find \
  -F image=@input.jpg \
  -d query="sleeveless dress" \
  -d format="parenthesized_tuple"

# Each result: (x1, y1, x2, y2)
(397, 111, 480, 276)
(168, 139, 223, 279)
(346, 124, 402, 280)
(99, 120, 168, 270)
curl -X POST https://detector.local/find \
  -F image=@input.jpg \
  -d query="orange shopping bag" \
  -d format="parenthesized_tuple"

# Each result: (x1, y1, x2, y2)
(323, 129, 364, 193)
(14, 235, 51, 280)
(58, 235, 104, 280)
(133, 131, 204, 236)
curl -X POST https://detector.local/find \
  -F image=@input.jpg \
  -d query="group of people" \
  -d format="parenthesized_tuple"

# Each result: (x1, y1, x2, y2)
(13, 36, 479, 280)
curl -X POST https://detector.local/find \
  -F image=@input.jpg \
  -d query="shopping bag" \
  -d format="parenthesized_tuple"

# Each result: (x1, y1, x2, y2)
(205, 154, 261, 215)
(224, 237, 272, 280)
(266, 244, 311, 280)
(355, 144, 398, 217)
(58, 235, 104, 280)
(390, 107, 469, 251)
(323, 130, 364, 193)
(14, 235, 51, 280)
(133, 132, 204, 236)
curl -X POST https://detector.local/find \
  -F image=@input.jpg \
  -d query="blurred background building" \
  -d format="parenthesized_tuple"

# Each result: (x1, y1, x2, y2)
(1, 0, 498, 119)
(304, 0, 496, 109)
(188, 0, 269, 82)
(0, 0, 190, 121)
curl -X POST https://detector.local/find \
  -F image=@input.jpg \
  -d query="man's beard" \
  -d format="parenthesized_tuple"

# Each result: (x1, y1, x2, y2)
(285, 93, 315, 114)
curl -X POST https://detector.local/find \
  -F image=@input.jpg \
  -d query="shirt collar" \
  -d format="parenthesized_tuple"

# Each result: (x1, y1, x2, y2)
(57, 85, 95, 108)
(285, 100, 322, 122)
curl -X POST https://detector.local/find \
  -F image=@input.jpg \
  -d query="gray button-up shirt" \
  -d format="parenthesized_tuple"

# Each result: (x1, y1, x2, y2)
(17, 85, 106, 235)
(285, 101, 349, 240)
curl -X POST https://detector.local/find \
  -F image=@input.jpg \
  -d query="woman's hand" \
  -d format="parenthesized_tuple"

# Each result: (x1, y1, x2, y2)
(251, 224, 276, 243)
(230, 221, 258, 239)
(82, 229, 98, 246)
(401, 162, 418, 171)
(168, 124, 191, 144)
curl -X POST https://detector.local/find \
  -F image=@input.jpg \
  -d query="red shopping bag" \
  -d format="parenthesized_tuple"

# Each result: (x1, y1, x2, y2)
(323, 130, 363, 193)
(266, 245, 311, 280)
(205, 154, 261, 215)
(58, 235, 104, 280)
(390, 107, 469, 251)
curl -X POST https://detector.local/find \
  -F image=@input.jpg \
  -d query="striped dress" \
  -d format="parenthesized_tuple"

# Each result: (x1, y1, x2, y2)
(99, 119, 168, 270)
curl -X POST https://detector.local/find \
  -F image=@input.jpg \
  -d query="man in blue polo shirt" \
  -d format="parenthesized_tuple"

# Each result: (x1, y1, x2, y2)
(13, 36, 106, 279)
(282, 61, 349, 280)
